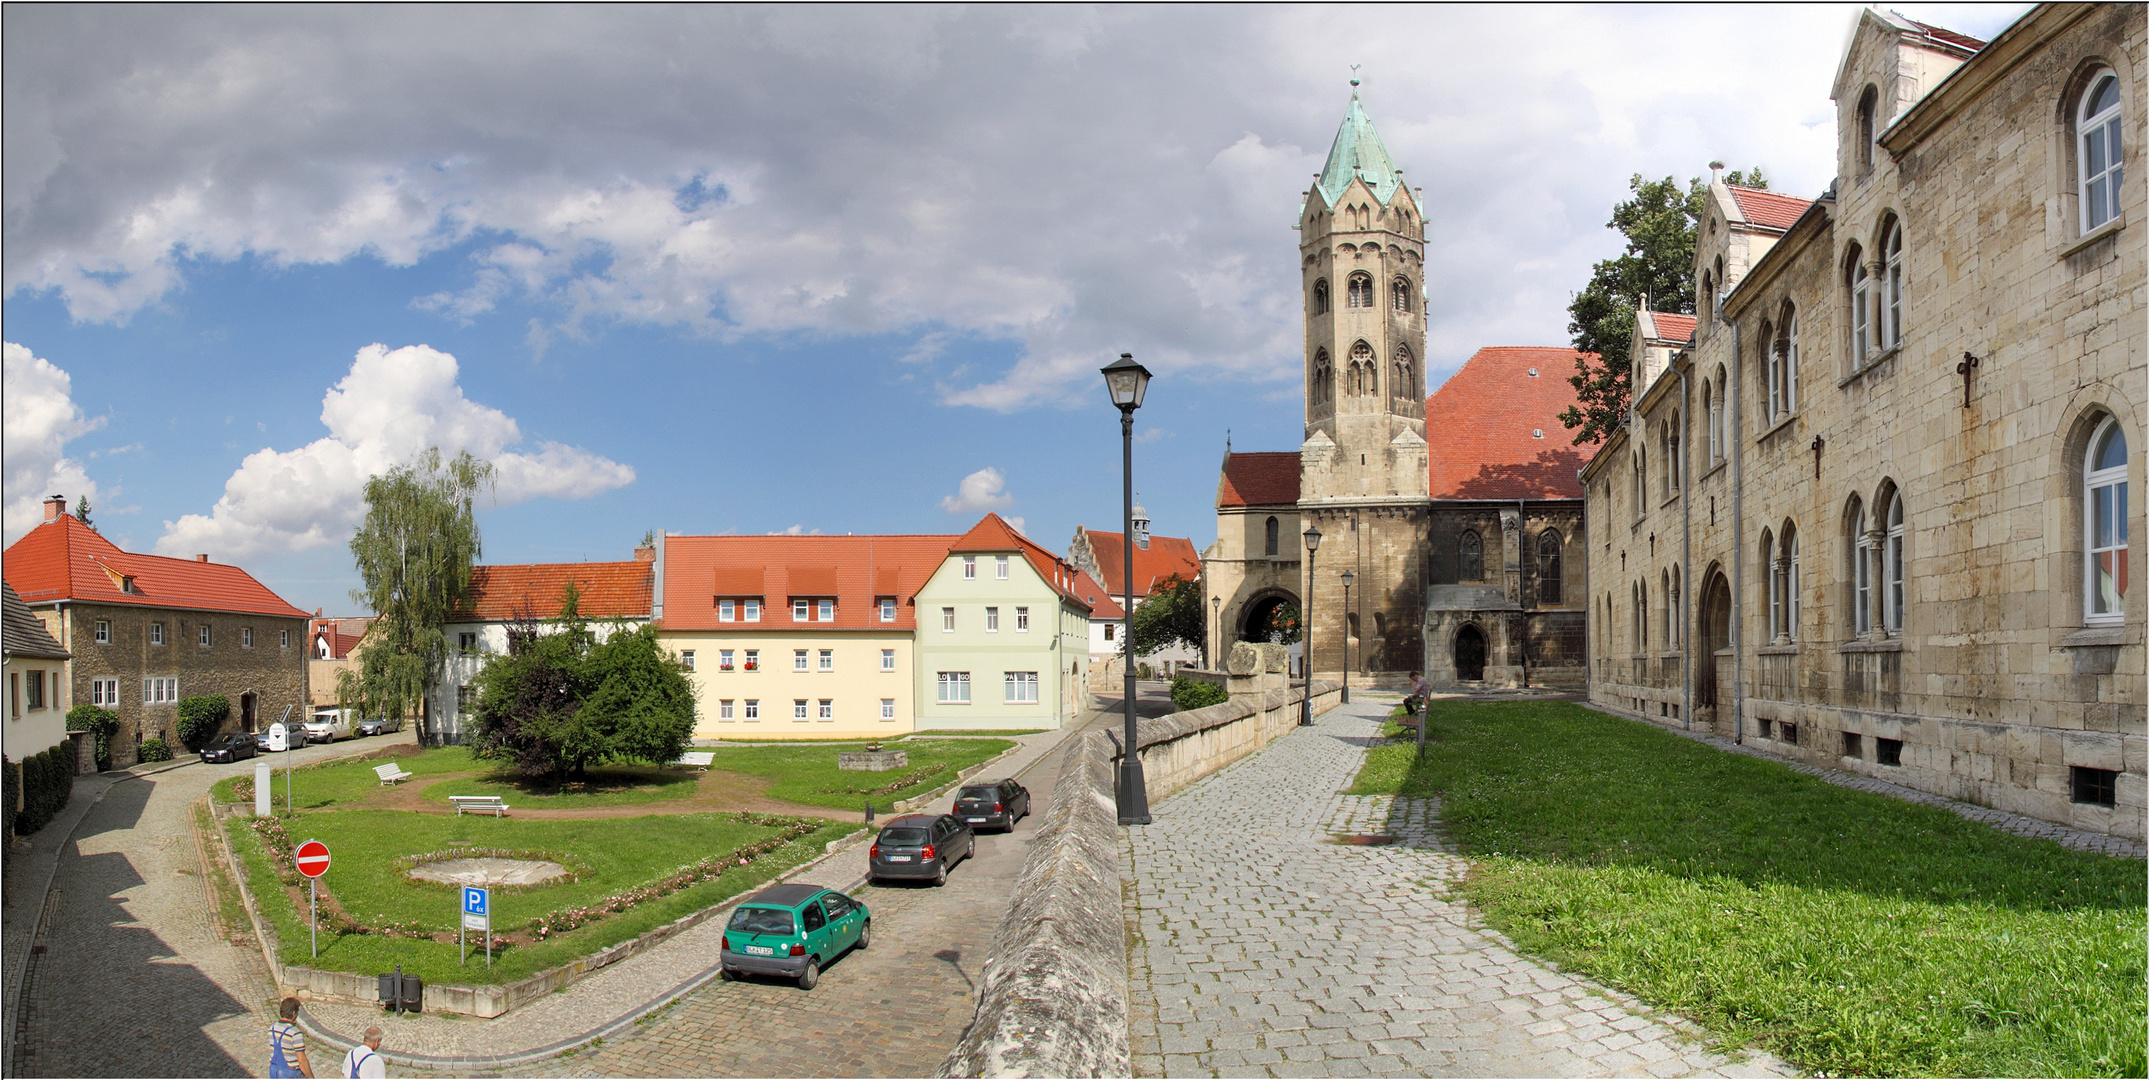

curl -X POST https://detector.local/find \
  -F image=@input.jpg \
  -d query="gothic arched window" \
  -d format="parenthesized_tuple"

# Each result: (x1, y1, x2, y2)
(1849, 247, 1871, 366)
(1391, 276, 1412, 314)
(2085, 416, 2128, 623)
(1312, 348, 1333, 405)
(1393, 346, 1414, 400)
(1849, 497, 1873, 635)
(1883, 493, 1905, 634)
(1459, 529, 1482, 582)
(1350, 340, 1375, 396)
(1313, 278, 1330, 316)
(1881, 222, 1904, 351)
(1771, 303, 1799, 418)
(1347, 273, 1374, 309)
(1264, 515, 1280, 558)
(2079, 70, 2124, 232)
(1856, 85, 1879, 171)
(1537, 531, 1563, 605)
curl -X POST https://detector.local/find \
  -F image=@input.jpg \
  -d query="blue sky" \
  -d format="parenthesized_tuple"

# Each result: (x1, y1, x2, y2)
(3, 4, 2031, 614)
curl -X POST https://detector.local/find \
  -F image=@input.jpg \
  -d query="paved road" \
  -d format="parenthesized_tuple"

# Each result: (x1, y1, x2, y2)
(1123, 698, 1795, 1078)
(10, 732, 416, 1078)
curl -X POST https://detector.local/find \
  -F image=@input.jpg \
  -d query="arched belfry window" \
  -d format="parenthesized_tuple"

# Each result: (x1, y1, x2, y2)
(1264, 515, 1280, 558)
(1391, 276, 1412, 314)
(1537, 531, 1563, 605)
(2079, 70, 2125, 232)
(1350, 340, 1375, 396)
(2086, 416, 2129, 623)
(1313, 278, 1330, 315)
(1312, 348, 1333, 405)
(1459, 530, 1482, 582)
(1393, 346, 1414, 400)
(1347, 273, 1374, 309)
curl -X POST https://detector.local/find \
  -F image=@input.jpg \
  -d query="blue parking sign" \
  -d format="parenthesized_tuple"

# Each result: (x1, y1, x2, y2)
(464, 886, 487, 917)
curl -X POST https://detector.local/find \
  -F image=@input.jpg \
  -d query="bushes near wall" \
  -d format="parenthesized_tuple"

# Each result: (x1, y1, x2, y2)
(176, 694, 230, 752)
(3, 757, 16, 850)
(137, 738, 173, 764)
(9, 743, 77, 838)
(68, 704, 121, 771)
(1170, 676, 1228, 711)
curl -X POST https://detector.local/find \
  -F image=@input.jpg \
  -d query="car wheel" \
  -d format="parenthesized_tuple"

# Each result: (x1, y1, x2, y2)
(933, 863, 947, 887)
(857, 921, 871, 951)
(719, 966, 737, 981)
(797, 957, 820, 990)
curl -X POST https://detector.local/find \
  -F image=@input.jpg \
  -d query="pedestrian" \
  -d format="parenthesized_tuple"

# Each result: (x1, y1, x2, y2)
(339, 1027, 387, 1079)
(269, 998, 313, 1078)
(1405, 670, 1429, 716)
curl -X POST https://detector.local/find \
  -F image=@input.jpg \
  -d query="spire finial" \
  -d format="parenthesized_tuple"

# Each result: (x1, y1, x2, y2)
(1349, 64, 1361, 92)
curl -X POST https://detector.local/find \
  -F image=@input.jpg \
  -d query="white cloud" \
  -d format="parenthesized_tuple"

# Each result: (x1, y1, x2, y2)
(940, 467, 1015, 516)
(154, 343, 634, 560)
(3, 341, 104, 544)
(4, 5, 2035, 407)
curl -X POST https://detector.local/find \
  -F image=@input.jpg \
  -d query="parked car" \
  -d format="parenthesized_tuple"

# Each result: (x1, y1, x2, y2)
(255, 726, 308, 752)
(953, 778, 1031, 832)
(303, 708, 354, 744)
(868, 814, 974, 886)
(199, 732, 257, 764)
(357, 715, 403, 737)
(717, 884, 870, 989)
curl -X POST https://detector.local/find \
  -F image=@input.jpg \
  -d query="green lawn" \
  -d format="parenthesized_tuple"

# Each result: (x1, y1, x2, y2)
(226, 809, 852, 986)
(425, 765, 701, 809)
(213, 746, 472, 809)
(699, 737, 1015, 811)
(1351, 699, 2146, 1079)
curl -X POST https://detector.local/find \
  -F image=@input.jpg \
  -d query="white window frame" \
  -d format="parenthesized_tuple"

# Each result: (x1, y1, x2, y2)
(282, 629, 291, 648)
(719, 599, 736, 622)
(1853, 505, 1873, 635)
(199, 625, 212, 646)
(794, 649, 810, 672)
(818, 648, 834, 671)
(142, 676, 178, 704)
(1015, 606, 1030, 632)
(794, 699, 809, 720)
(150, 622, 164, 646)
(818, 698, 833, 720)
(1766, 335, 1784, 422)
(1884, 495, 1906, 635)
(719, 699, 735, 721)
(878, 597, 896, 622)
(744, 649, 759, 671)
(744, 699, 759, 720)
(744, 599, 761, 622)
(942, 607, 955, 632)
(458, 631, 478, 654)
(1783, 312, 1799, 413)
(2079, 70, 2125, 233)
(1004, 671, 1040, 704)
(985, 606, 999, 632)
(1764, 533, 1780, 642)
(91, 677, 120, 707)
(818, 599, 834, 622)
(794, 598, 811, 622)
(963, 556, 977, 580)
(1851, 258, 1871, 366)
(94, 620, 110, 644)
(720, 648, 735, 671)
(880, 648, 896, 672)
(1784, 527, 1801, 642)
(1881, 225, 1903, 351)
(2086, 417, 2129, 625)
(996, 555, 1009, 580)
(681, 649, 696, 670)
(243, 627, 254, 648)
(881, 698, 896, 721)
(937, 671, 971, 704)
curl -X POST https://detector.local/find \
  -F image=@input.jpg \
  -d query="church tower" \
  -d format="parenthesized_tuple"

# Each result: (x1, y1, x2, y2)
(1298, 88, 1429, 501)
(1294, 87, 1431, 686)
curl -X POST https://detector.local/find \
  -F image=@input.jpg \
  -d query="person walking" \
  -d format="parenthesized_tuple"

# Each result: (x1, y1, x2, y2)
(338, 1027, 387, 1078)
(269, 998, 313, 1078)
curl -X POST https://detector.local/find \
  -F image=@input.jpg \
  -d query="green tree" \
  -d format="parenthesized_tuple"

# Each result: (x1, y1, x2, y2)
(176, 694, 230, 751)
(1560, 168, 1767, 445)
(1260, 601, 1302, 645)
(339, 449, 492, 740)
(74, 495, 95, 531)
(1129, 574, 1206, 658)
(67, 704, 120, 770)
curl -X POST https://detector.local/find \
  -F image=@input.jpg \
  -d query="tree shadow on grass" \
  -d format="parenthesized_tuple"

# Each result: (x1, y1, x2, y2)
(455, 765, 701, 803)
(1390, 699, 2146, 914)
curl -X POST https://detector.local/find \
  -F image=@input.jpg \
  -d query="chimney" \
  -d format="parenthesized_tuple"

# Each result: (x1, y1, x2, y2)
(634, 544, 656, 563)
(196, 554, 209, 563)
(44, 495, 66, 523)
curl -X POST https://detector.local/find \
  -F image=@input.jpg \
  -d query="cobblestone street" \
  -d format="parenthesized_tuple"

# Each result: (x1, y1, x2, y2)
(1124, 699, 1794, 1078)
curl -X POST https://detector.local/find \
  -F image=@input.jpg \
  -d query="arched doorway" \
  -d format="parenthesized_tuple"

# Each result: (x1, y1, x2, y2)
(1239, 591, 1300, 644)
(1697, 570, 1732, 718)
(1454, 624, 1488, 682)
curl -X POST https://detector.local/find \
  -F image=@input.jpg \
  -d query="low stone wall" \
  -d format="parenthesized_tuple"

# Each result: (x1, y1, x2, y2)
(942, 643, 1342, 1078)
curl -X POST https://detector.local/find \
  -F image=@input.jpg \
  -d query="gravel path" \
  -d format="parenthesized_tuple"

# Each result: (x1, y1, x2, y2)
(1123, 698, 1795, 1078)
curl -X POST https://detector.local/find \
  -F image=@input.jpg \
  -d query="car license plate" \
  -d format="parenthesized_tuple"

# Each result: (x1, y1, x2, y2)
(744, 945, 774, 956)
(887, 855, 912, 862)
(966, 817, 987, 822)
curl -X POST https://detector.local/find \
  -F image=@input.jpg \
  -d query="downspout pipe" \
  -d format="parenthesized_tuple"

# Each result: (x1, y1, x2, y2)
(1727, 315, 1745, 744)
(1678, 362, 1692, 730)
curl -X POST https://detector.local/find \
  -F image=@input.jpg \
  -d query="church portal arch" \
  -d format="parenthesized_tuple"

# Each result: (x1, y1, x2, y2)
(1453, 623, 1489, 682)
(1239, 588, 1301, 644)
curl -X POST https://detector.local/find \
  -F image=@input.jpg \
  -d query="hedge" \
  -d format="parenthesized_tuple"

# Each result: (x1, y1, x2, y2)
(1170, 676, 1229, 711)
(10, 743, 76, 838)
(137, 738, 173, 764)
(2, 757, 16, 850)
(176, 694, 229, 752)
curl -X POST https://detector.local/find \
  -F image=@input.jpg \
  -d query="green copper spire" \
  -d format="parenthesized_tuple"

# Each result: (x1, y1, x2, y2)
(1314, 90, 1402, 207)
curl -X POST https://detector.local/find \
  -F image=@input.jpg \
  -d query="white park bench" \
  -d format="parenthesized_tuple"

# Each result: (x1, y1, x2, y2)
(672, 751, 715, 770)
(375, 762, 414, 785)
(448, 795, 510, 817)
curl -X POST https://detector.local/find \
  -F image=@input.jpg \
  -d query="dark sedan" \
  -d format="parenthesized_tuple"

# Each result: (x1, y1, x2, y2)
(953, 779, 1031, 832)
(868, 814, 974, 886)
(200, 732, 257, 763)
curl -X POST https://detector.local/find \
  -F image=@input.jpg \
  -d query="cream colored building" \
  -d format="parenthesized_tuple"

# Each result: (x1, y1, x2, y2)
(913, 515, 1094, 730)
(1582, 5, 2145, 839)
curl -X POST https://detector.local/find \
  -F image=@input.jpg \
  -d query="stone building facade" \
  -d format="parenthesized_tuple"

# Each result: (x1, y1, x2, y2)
(1581, 5, 2146, 839)
(5, 498, 310, 766)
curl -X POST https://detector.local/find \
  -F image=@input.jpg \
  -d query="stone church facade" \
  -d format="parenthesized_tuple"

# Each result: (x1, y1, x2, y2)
(1581, 5, 2146, 839)
(1205, 94, 1590, 689)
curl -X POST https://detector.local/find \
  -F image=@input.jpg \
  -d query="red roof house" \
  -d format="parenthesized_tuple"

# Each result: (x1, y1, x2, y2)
(1069, 527, 1202, 600)
(454, 562, 654, 622)
(659, 534, 960, 631)
(6, 505, 309, 619)
(1727, 185, 1815, 232)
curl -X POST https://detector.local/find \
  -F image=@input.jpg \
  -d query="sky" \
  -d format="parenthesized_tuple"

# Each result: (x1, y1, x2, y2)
(2, 3, 2033, 615)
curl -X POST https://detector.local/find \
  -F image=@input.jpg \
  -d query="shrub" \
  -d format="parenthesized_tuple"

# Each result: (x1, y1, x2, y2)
(68, 704, 120, 771)
(137, 738, 173, 764)
(1170, 676, 1229, 711)
(176, 695, 230, 752)
(3, 757, 17, 846)
(13, 745, 74, 836)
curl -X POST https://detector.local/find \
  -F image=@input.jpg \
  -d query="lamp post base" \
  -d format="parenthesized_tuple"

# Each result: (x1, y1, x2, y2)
(1116, 757, 1152, 825)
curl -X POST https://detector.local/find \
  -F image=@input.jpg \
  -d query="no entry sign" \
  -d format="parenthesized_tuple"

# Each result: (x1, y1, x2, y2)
(295, 839, 331, 879)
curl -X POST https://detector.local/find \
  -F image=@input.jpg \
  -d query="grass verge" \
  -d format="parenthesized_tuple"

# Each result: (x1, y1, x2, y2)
(698, 737, 1014, 811)
(1350, 699, 2145, 1078)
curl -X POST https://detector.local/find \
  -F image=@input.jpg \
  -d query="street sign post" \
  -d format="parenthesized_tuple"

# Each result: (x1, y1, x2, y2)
(274, 704, 296, 814)
(461, 885, 491, 968)
(295, 839, 330, 958)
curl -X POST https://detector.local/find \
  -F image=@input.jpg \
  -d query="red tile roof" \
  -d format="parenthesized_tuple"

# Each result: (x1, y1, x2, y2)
(950, 514, 1096, 612)
(453, 562, 652, 621)
(1217, 452, 1301, 508)
(1645, 312, 1697, 343)
(309, 617, 374, 659)
(3, 583, 69, 661)
(1905, 18, 1984, 52)
(660, 533, 960, 631)
(1078, 529, 1202, 600)
(1067, 569, 1125, 620)
(1425, 347, 1591, 500)
(1728, 186, 1813, 232)
(4, 513, 309, 619)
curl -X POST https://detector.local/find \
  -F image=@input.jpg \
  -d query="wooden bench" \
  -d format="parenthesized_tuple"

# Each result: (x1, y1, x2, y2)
(375, 762, 414, 786)
(448, 795, 510, 817)
(672, 751, 715, 770)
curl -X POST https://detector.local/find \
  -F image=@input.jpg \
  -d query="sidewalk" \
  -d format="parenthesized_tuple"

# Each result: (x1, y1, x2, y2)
(298, 721, 1093, 1069)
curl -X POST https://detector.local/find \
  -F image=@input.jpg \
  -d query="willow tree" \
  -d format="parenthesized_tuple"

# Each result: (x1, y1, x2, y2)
(339, 449, 492, 741)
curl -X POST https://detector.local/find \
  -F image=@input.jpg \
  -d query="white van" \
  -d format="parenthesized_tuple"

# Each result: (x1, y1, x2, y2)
(304, 707, 356, 744)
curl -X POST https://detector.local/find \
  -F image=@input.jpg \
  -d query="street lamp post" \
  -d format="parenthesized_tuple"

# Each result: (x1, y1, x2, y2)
(1301, 525, 1322, 725)
(1102, 353, 1153, 826)
(1210, 595, 1221, 670)
(1339, 569, 1354, 705)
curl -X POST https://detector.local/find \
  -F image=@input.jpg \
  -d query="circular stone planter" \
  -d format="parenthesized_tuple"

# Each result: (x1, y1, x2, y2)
(407, 857, 570, 887)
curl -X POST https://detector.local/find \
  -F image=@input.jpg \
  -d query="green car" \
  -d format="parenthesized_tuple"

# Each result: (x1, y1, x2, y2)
(718, 883, 870, 989)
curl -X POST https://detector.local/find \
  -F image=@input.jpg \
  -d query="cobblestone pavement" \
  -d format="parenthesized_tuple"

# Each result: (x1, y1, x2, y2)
(12, 734, 410, 1077)
(1124, 699, 1795, 1079)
